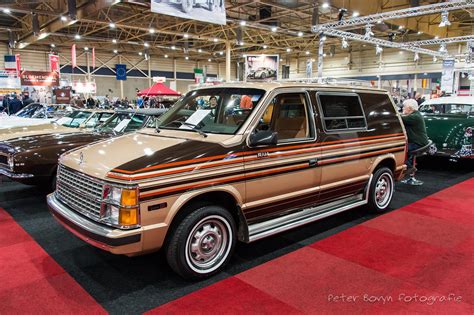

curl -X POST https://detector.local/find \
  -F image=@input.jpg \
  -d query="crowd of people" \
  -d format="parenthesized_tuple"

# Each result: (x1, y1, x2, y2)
(0, 93, 35, 115)
(69, 95, 174, 110)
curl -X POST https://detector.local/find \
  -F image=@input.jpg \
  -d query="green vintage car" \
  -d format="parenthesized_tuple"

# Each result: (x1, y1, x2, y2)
(420, 96, 473, 159)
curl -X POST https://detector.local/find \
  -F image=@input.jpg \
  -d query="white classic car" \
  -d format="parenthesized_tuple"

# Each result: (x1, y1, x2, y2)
(0, 103, 73, 129)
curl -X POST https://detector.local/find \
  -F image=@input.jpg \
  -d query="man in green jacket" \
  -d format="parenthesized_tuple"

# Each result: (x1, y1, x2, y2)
(401, 99, 430, 172)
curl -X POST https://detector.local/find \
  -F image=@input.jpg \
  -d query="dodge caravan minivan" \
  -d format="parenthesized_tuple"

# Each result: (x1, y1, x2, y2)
(47, 82, 407, 279)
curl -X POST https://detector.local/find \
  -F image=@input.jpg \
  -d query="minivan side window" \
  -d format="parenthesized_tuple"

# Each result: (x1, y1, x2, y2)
(255, 93, 313, 142)
(317, 93, 367, 131)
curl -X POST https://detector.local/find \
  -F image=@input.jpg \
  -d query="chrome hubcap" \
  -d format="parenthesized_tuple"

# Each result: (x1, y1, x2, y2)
(186, 216, 230, 273)
(375, 173, 392, 208)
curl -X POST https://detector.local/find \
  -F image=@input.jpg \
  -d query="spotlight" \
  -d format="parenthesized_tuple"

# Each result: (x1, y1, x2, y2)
(298, 31, 303, 37)
(74, 34, 81, 40)
(439, 11, 450, 27)
(183, 33, 189, 38)
(144, 42, 149, 47)
(208, 58, 212, 62)
(399, 51, 404, 55)
(322, 2, 330, 9)
(321, 35, 327, 41)
(240, 20, 246, 26)
(213, 38, 218, 42)
(439, 43, 447, 53)
(198, 48, 202, 53)
(398, 25, 404, 30)
(414, 52, 419, 61)
(149, 28, 155, 33)
(271, 26, 277, 32)
(263, 45, 268, 49)
(60, 15, 67, 21)
(376, 45, 383, 55)
(323, 53, 327, 57)
(84, 47, 89, 51)
(364, 24, 374, 39)
(2, 8, 11, 14)
(138, 52, 143, 56)
(435, 36, 439, 39)
(305, 51, 310, 55)
(109, 22, 116, 28)
(376, 20, 383, 24)
(219, 51, 224, 55)
(239, 41, 244, 46)
(352, 11, 360, 17)
(341, 37, 349, 49)
(112, 39, 117, 43)
(164, 54, 168, 58)
(171, 45, 176, 50)
(185, 56, 189, 60)
(113, 49, 118, 53)
(417, 31, 423, 35)
(50, 43, 56, 48)
(338, 8, 347, 21)
(286, 48, 291, 52)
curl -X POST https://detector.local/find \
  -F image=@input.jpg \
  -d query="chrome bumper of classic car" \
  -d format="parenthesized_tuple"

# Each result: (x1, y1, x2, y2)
(0, 167, 34, 179)
(47, 193, 142, 253)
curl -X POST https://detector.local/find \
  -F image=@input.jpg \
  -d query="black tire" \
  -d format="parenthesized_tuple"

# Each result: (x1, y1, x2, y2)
(166, 205, 236, 280)
(181, 0, 193, 13)
(366, 167, 394, 213)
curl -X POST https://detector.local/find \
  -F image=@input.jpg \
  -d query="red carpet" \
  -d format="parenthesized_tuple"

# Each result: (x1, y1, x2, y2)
(0, 208, 106, 314)
(149, 178, 474, 314)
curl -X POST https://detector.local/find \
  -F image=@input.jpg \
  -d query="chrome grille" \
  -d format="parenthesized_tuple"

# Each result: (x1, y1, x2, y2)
(56, 165, 103, 220)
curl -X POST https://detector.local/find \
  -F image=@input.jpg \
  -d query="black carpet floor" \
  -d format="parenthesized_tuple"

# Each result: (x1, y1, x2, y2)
(1, 157, 473, 314)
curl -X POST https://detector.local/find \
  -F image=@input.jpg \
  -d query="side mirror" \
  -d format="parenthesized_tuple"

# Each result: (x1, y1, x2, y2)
(249, 130, 278, 147)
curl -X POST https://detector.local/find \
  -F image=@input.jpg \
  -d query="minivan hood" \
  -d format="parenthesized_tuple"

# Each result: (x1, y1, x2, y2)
(60, 131, 238, 182)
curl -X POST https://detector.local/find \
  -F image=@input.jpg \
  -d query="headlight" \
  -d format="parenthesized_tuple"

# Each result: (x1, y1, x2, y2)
(101, 185, 139, 228)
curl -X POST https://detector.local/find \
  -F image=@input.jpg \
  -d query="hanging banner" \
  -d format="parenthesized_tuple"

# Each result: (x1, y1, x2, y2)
(116, 64, 127, 80)
(245, 55, 279, 82)
(72, 81, 96, 94)
(49, 54, 60, 73)
(4, 55, 18, 76)
(151, 0, 226, 25)
(20, 70, 60, 86)
(441, 59, 455, 94)
(71, 44, 77, 68)
(15, 54, 21, 73)
(92, 47, 96, 69)
(306, 59, 313, 78)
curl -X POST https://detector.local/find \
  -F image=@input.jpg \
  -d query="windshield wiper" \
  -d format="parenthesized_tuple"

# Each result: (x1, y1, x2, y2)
(176, 121, 208, 138)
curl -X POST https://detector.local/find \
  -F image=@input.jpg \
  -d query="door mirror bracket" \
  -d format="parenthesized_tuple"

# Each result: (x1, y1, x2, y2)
(249, 130, 278, 147)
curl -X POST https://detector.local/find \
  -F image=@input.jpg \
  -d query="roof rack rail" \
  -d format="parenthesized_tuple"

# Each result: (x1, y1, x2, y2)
(277, 77, 373, 86)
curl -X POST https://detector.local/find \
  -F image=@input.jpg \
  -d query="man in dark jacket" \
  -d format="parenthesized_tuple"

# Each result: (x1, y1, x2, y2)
(8, 95, 23, 114)
(401, 99, 429, 172)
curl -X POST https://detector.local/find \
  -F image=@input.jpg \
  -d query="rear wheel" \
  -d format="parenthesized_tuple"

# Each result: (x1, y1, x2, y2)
(166, 205, 236, 280)
(367, 167, 394, 213)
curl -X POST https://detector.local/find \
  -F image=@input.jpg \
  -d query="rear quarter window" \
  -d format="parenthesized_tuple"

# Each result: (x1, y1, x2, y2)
(317, 92, 367, 132)
(358, 93, 403, 134)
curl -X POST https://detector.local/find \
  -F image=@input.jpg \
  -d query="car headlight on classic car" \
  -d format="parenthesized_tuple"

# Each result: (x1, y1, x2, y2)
(101, 185, 140, 228)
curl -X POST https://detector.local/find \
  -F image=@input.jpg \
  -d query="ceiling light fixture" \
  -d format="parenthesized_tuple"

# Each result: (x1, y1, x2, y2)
(185, 56, 189, 60)
(219, 51, 224, 55)
(2, 8, 11, 14)
(198, 48, 202, 53)
(322, 2, 330, 9)
(213, 38, 218, 42)
(113, 49, 118, 53)
(84, 46, 89, 51)
(60, 15, 67, 21)
(149, 28, 155, 33)
(164, 54, 168, 58)
(138, 52, 143, 56)
(109, 22, 116, 28)
(352, 11, 360, 17)
(112, 39, 117, 43)
(50, 43, 56, 48)
(286, 48, 291, 52)
(439, 11, 451, 27)
(305, 51, 310, 55)
(240, 20, 246, 26)
(414, 52, 420, 61)
(341, 37, 349, 49)
(298, 31, 304, 37)
(263, 45, 268, 49)
(321, 35, 327, 41)
(433, 56, 438, 62)
(208, 58, 212, 62)
(144, 42, 149, 47)
(74, 34, 81, 40)
(171, 45, 176, 50)
(183, 33, 189, 38)
(271, 26, 277, 32)
(417, 31, 423, 35)
(399, 25, 404, 30)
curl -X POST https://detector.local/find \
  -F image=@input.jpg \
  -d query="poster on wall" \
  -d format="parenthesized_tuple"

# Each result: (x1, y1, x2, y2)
(441, 59, 455, 94)
(116, 64, 127, 81)
(150, 0, 226, 25)
(20, 71, 59, 86)
(54, 89, 71, 104)
(245, 55, 279, 82)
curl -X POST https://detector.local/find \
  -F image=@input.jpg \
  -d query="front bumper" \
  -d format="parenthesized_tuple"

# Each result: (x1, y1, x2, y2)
(0, 167, 34, 179)
(47, 193, 144, 254)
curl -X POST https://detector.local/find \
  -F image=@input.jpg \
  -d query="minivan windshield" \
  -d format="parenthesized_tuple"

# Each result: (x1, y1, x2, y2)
(156, 88, 266, 135)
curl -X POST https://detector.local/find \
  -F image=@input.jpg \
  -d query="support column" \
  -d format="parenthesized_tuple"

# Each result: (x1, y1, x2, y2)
(148, 55, 152, 87)
(225, 41, 231, 82)
(118, 54, 124, 99)
(317, 37, 324, 83)
(413, 73, 418, 93)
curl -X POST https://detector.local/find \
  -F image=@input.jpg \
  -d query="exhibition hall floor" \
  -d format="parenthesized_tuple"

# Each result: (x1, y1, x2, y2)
(0, 159, 473, 314)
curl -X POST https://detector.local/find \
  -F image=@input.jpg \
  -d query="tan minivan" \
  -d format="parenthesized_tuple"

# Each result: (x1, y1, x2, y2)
(47, 82, 407, 279)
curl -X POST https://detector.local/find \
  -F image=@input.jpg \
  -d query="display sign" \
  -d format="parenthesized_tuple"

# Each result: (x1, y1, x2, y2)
(49, 54, 60, 73)
(4, 54, 20, 76)
(150, 0, 226, 25)
(153, 76, 166, 83)
(20, 71, 59, 86)
(441, 59, 455, 94)
(72, 81, 96, 94)
(245, 55, 279, 82)
(54, 88, 71, 104)
(116, 64, 127, 80)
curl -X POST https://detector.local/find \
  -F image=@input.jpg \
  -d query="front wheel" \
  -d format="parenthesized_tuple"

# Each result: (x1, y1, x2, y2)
(366, 167, 394, 213)
(166, 205, 236, 280)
